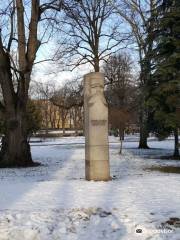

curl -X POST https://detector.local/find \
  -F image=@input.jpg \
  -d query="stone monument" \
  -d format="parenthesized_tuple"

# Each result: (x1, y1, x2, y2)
(84, 72, 110, 181)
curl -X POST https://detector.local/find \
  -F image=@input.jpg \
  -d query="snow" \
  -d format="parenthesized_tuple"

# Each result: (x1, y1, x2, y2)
(0, 135, 180, 240)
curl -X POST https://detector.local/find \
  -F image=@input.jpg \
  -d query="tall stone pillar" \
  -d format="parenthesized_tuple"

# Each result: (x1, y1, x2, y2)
(84, 72, 110, 181)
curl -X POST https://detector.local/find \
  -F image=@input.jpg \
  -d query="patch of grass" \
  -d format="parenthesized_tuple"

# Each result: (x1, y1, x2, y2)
(0, 161, 41, 168)
(161, 217, 180, 228)
(161, 155, 180, 160)
(144, 166, 180, 174)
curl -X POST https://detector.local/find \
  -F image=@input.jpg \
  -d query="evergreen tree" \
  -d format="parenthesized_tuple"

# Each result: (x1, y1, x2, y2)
(148, 0, 180, 157)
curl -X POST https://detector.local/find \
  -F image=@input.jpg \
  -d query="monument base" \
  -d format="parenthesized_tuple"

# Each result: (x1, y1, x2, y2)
(85, 160, 110, 181)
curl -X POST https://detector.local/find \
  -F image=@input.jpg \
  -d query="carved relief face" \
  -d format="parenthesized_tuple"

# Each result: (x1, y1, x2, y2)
(91, 85, 103, 95)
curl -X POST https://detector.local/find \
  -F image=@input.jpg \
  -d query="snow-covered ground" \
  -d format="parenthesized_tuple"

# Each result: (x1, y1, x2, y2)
(0, 136, 180, 240)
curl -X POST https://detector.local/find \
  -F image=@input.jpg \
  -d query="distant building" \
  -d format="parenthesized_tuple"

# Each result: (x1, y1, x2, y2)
(33, 99, 83, 131)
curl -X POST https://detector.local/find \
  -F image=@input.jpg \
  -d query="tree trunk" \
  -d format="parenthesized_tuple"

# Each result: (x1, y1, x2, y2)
(74, 109, 78, 136)
(69, 111, 72, 129)
(75, 126, 78, 136)
(139, 124, 149, 149)
(119, 138, 123, 154)
(62, 127, 65, 136)
(119, 128, 124, 141)
(174, 129, 179, 157)
(119, 128, 124, 154)
(0, 39, 33, 167)
(94, 54, 100, 72)
(138, 108, 149, 149)
(0, 0, 41, 168)
(0, 108, 33, 167)
(138, 48, 151, 149)
(45, 110, 48, 136)
(62, 119, 66, 136)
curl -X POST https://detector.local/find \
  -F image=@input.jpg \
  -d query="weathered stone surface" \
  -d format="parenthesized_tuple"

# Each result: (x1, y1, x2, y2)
(84, 72, 110, 181)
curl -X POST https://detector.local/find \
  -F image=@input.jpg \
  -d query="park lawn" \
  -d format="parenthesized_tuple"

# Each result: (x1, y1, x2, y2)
(0, 135, 180, 240)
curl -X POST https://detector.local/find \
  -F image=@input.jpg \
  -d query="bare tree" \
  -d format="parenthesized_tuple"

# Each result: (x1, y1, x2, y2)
(49, 80, 83, 135)
(33, 78, 83, 135)
(70, 105, 84, 135)
(0, 0, 61, 167)
(104, 52, 138, 152)
(104, 53, 137, 115)
(34, 81, 56, 134)
(114, 0, 156, 148)
(109, 108, 131, 154)
(56, 0, 129, 72)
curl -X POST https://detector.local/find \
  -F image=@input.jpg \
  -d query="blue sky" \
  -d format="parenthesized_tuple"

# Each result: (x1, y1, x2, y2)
(0, 0, 140, 87)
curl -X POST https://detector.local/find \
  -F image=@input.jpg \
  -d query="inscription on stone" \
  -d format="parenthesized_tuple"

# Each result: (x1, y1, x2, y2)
(91, 120, 107, 126)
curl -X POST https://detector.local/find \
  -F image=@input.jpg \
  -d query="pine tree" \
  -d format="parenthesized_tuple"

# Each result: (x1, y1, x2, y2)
(148, 0, 180, 157)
